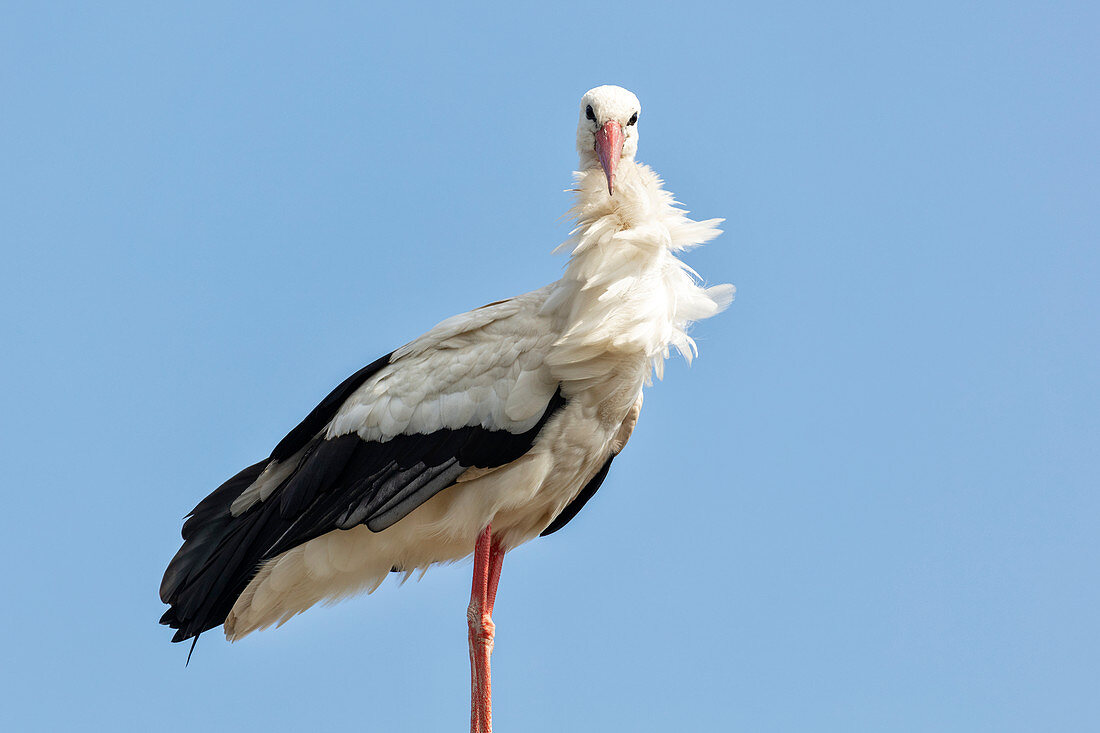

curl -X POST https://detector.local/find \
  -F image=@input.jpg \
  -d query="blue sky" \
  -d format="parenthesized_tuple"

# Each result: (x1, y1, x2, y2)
(2, 2, 1097, 731)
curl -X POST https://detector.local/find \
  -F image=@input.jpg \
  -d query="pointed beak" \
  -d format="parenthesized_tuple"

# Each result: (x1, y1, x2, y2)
(594, 120, 624, 195)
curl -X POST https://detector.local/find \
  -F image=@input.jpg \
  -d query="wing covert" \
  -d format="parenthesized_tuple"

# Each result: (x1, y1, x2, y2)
(160, 293, 565, 643)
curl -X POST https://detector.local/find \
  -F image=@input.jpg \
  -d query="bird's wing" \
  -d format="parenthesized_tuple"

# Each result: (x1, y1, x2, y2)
(160, 294, 562, 642)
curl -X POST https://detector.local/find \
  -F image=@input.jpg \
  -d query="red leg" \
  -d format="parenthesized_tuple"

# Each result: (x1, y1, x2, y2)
(468, 524, 505, 733)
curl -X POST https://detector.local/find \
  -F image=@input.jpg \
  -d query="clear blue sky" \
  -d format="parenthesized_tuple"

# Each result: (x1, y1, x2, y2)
(2, 3, 1097, 731)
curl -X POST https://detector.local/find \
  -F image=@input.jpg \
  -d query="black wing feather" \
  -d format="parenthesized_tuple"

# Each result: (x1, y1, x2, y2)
(269, 352, 393, 461)
(277, 435, 357, 519)
(161, 366, 566, 644)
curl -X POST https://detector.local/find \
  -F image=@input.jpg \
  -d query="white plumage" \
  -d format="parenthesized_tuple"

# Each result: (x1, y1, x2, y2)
(162, 85, 733, 648)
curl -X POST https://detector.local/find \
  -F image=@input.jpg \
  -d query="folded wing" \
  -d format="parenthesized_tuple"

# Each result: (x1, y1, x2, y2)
(160, 297, 563, 643)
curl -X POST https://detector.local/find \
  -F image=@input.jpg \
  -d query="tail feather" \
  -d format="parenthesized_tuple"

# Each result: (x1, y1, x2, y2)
(159, 459, 268, 642)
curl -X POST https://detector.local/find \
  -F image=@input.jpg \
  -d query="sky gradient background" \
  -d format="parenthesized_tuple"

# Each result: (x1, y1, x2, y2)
(2, 3, 1098, 731)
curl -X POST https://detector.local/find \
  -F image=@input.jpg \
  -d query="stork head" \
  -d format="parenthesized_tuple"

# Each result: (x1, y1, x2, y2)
(576, 85, 641, 196)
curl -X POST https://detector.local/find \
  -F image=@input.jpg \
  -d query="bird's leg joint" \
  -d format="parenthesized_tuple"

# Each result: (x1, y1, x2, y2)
(467, 601, 496, 646)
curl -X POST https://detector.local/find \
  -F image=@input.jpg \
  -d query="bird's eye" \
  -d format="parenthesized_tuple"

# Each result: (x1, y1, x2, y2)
(585, 105, 595, 121)
(628, 112, 638, 126)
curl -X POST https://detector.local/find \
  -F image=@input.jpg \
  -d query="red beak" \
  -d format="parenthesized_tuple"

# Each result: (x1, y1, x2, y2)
(594, 120, 624, 195)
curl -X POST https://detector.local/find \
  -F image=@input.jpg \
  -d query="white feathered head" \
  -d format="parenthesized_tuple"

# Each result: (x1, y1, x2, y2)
(576, 85, 641, 195)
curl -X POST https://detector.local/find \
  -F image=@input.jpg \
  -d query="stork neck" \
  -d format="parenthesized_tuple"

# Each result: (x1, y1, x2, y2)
(559, 160, 665, 283)
(542, 160, 733, 384)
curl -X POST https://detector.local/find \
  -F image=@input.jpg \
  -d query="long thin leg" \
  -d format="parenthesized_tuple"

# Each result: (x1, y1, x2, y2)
(469, 527, 490, 733)
(468, 524, 505, 733)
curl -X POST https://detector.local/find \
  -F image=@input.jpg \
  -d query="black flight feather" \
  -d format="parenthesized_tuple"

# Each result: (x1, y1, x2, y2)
(269, 352, 393, 461)
(160, 357, 567, 646)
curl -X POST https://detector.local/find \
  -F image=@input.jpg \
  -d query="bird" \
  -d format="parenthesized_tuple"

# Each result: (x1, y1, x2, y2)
(160, 84, 733, 732)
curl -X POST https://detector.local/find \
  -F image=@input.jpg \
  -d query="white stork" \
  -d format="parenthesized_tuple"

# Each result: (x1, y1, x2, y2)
(161, 85, 732, 732)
